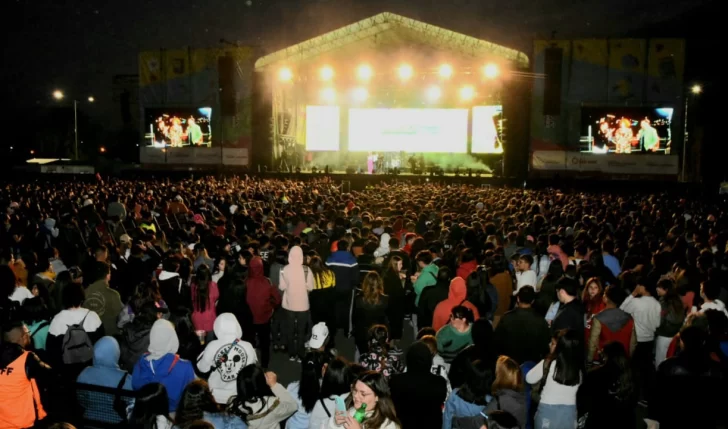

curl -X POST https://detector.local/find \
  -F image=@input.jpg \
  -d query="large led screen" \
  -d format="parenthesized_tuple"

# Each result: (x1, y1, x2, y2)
(580, 107, 673, 154)
(305, 106, 340, 151)
(144, 107, 212, 147)
(349, 108, 468, 153)
(471, 105, 504, 154)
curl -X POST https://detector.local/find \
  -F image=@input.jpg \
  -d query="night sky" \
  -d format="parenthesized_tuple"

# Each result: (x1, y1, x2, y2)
(3, 0, 712, 112)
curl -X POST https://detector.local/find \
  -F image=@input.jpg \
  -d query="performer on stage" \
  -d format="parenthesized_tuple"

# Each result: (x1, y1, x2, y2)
(592, 121, 613, 154)
(367, 152, 377, 174)
(168, 117, 184, 147)
(614, 119, 633, 154)
(637, 119, 659, 152)
(187, 117, 204, 146)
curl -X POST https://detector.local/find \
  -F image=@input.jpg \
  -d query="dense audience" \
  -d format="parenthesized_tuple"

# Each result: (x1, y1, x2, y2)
(1, 175, 728, 429)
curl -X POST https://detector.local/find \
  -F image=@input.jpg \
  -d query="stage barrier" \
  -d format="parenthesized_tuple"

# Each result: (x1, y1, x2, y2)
(140, 147, 249, 166)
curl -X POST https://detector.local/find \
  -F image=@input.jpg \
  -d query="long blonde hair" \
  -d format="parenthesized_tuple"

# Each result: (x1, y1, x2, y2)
(492, 355, 524, 393)
(362, 272, 384, 305)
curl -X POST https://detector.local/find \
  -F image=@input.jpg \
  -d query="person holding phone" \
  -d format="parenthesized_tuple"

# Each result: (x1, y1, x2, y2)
(329, 371, 400, 429)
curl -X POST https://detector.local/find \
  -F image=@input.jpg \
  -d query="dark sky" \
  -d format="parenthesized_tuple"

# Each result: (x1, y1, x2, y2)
(3, 0, 711, 119)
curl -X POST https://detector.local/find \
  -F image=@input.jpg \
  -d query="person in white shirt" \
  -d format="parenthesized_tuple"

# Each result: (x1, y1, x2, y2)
(699, 280, 728, 318)
(515, 254, 537, 296)
(620, 282, 661, 404)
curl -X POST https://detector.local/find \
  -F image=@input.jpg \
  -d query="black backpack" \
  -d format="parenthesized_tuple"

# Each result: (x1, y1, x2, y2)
(467, 268, 495, 318)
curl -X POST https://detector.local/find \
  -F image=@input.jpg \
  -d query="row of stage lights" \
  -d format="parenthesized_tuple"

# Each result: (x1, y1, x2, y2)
(316, 85, 478, 103)
(278, 62, 500, 83)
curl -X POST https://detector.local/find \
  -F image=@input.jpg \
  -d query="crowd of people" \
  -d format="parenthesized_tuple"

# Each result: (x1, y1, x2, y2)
(1, 175, 727, 429)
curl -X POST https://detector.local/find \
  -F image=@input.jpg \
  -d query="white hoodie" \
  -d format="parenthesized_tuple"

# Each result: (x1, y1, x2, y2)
(700, 300, 728, 318)
(197, 313, 257, 404)
(374, 233, 391, 258)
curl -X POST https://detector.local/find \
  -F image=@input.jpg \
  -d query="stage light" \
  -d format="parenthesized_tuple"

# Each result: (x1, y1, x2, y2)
(52, 90, 64, 100)
(278, 67, 293, 82)
(439, 64, 453, 79)
(484, 63, 499, 79)
(426, 85, 442, 102)
(88, 96, 95, 102)
(353, 87, 368, 102)
(99, 146, 106, 153)
(357, 64, 373, 81)
(398, 64, 413, 81)
(320, 66, 334, 81)
(321, 87, 336, 103)
(691, 84, 702, 94)
(459, 85, 475, 101)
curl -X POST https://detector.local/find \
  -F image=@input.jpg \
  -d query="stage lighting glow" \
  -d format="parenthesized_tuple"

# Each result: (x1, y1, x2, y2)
(691, 84, 702, 94)
(357, 64, 373, 81)
(321, 87, 336, 103)
(459, 85, 475, 101)
(279, 67, 293, 82)
(88, 96, 95, 102)
(52, 90, 64, 100)
(353, 87, 369, 102)
(426, 85, 442, 102)
(484, 63, 499, 79)
(398, 64, 413, 81)
(439, 64, 453, 79)
(320, 66, 334, 81)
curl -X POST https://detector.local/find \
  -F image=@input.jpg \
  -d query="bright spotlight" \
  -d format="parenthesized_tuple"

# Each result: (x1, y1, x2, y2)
(357, 64, 373, 81)
(353, 87, 368, 102)
(88, 96, 95, 103)
(320, 66, 334, 81)
(484, 63, 499, 79)
(279, 67, 293, 82)
(691, 84, 702, 94)
(439, 64, 453, 79)
(321, 87, 336, 103)
(398, 64, 413, 81)
(426, 85, 442, 102)
(459, 85, 475, 101)
(52, 90, 64, 100)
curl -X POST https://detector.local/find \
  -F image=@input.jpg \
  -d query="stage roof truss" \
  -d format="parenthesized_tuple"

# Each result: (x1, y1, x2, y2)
(255, 12, 529, 70)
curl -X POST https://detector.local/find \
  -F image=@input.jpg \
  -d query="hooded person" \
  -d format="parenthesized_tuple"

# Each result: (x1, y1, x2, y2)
(245, 257, 281, 368)
(131, 319, 195, 412)
(374, 233, 391, 258)
(280, 246, 314, 361)
(432, 277, 481, 332)
(118, 301, 162, 372)
(390, 341, 448, 429)
(77, 337, 134, 423)
(196, 313, 257, 405)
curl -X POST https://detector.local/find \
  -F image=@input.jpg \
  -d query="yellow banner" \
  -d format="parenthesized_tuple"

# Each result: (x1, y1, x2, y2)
(165, 49, 190, 80)
(139, 51, 162, 87)
(572, 39, 608, 66)
(647, 39, 685, 80)
(608, 39, 646, 72)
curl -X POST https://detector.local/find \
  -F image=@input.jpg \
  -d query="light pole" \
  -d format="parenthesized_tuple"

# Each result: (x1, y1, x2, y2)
(52, 90, 95, 160)
(681, 84, 702, 182)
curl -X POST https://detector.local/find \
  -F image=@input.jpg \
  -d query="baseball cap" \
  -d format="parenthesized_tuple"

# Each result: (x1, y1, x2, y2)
(119, 234, 132, 244)
(308, 322, 329, 349)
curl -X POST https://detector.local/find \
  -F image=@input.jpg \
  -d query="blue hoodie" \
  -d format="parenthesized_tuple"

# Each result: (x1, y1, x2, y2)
(77, 336, 133, 389)
(77, 337, 134, 424)
(326, 250, 359, 291)
(132, 319, 196, 412)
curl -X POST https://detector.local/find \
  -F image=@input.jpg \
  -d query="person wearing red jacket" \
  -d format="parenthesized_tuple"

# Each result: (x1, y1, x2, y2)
(432, 277, 480, 332)
(245, 257, 281, 367)
(583, 277, 606, 343)
(587, 285, 637, 363)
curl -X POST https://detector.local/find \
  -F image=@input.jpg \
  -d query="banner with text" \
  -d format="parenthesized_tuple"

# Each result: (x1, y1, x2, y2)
(531, 151, 678, 176)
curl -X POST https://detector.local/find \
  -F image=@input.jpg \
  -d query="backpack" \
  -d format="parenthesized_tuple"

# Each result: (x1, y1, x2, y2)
(62, 311, 94, 364)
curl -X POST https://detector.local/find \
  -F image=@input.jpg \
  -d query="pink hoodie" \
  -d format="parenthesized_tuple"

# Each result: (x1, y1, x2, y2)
(280, 246, 314, 311)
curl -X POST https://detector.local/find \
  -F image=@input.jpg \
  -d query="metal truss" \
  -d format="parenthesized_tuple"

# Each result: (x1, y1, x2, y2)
(254, 12, 529, 70)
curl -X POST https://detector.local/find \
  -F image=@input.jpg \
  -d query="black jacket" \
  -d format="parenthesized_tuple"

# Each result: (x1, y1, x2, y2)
(649, 351, 725, 429)
(552, 299, 585, 339)
(390, 343, 447, 429)
(493, 307, 551, 365)
(118, 319, 152, 372)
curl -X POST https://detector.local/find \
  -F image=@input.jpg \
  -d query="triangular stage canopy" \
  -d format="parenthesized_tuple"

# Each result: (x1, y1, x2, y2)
(255, 12, 529, 70)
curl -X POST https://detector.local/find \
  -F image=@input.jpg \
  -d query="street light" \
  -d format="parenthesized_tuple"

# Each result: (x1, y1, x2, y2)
(52, 91, 94, 160)
(682, 83, 702, 182)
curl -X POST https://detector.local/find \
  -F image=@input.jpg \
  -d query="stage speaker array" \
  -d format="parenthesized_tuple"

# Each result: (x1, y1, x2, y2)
(218, 56, 236, 116)
(543, 47, 563, 116)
